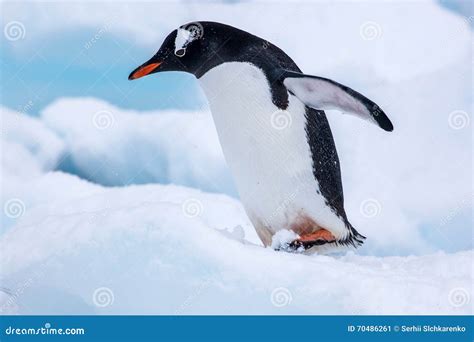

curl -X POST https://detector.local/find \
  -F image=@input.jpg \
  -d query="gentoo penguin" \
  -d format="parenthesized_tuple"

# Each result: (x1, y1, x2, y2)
(129, 22, 393, 252)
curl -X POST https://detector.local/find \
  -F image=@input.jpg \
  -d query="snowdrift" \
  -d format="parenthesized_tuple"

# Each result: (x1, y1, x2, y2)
(1, 107, 65, 178)
(41, 98, 236, 196)
(0, 171, 471, 315)
(1, 108, 66, 233)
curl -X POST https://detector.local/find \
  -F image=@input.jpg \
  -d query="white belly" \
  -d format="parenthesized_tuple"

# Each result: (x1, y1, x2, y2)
(199, 62, 347, 245)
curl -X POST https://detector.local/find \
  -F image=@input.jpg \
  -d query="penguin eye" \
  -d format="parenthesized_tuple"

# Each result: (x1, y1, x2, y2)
(175, 48, 186, 57)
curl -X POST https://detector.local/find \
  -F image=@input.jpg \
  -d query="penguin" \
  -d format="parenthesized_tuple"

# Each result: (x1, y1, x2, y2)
(129, 21, 393, 253)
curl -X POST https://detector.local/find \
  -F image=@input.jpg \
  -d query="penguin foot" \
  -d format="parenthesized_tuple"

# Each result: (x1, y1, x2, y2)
(289, 229, 336, 250)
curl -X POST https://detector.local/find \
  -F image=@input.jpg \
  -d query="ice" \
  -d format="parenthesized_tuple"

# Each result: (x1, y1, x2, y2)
(1, 107, 65, 174)
(1, 108, 66, 232)
(41, 97, 236, 196)
(271, 229, 299, 250)
(0, 171, 471, 315)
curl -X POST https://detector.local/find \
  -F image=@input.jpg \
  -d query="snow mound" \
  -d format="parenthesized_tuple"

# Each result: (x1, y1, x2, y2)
(1, 107, 65, 176)
(41, 97, 236, 196)
(1, 107, 66, 232)
(0, 172, 471, 315)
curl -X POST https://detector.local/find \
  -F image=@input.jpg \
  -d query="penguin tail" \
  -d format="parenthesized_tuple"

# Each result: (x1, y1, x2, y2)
(335, 222, 366, 248)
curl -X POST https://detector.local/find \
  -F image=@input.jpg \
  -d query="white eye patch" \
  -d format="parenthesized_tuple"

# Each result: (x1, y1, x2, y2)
(174, 28, 192, 56)
(174, 25, 203, 57)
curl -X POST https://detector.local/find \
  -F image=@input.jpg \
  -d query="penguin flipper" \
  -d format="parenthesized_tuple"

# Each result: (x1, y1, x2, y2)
(281, 70, 393, 132)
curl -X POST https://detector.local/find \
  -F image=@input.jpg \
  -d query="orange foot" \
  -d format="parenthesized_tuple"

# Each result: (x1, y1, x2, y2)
(290, 229, 336, 250)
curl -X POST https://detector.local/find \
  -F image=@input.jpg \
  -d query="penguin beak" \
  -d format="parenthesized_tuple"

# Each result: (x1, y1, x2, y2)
(128, 62, 162, 80)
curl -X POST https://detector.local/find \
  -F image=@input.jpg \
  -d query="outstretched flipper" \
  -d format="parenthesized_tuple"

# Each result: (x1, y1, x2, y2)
(280, 70, 394, 132)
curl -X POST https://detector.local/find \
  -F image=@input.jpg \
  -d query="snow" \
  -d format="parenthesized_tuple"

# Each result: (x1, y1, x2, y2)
(271, 229, 299, 250)
(0, 0, 472, 315)
(1, 106, 471, 313)
(1, 108, 66, 232)
(1, 107, 65, 175)
(40, 97, 236, 196)
(0, 171, 471, 315)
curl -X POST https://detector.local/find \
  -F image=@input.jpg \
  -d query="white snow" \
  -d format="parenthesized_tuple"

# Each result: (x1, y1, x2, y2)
(1, 107, 65, 175)
(0, 171, 472, 315)
(271, 230, 299, 250)
(1, 108, 66, 232)
(1, 108, 471, 313)
(40, 97, 236, 195)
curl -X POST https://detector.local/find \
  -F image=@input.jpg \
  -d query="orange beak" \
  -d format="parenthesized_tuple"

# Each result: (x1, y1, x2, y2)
(129, 62, 161, 80)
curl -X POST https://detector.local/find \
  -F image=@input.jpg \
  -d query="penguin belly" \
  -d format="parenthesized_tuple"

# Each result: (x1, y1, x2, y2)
(199, 62, 349, 246)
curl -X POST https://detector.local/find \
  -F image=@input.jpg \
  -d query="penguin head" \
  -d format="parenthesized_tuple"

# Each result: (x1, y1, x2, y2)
(129, 22, 236, 80)
(129, 21, 266, 80)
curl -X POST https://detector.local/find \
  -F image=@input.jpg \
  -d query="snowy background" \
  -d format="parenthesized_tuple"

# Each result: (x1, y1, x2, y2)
(0, 0, 472, 314)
